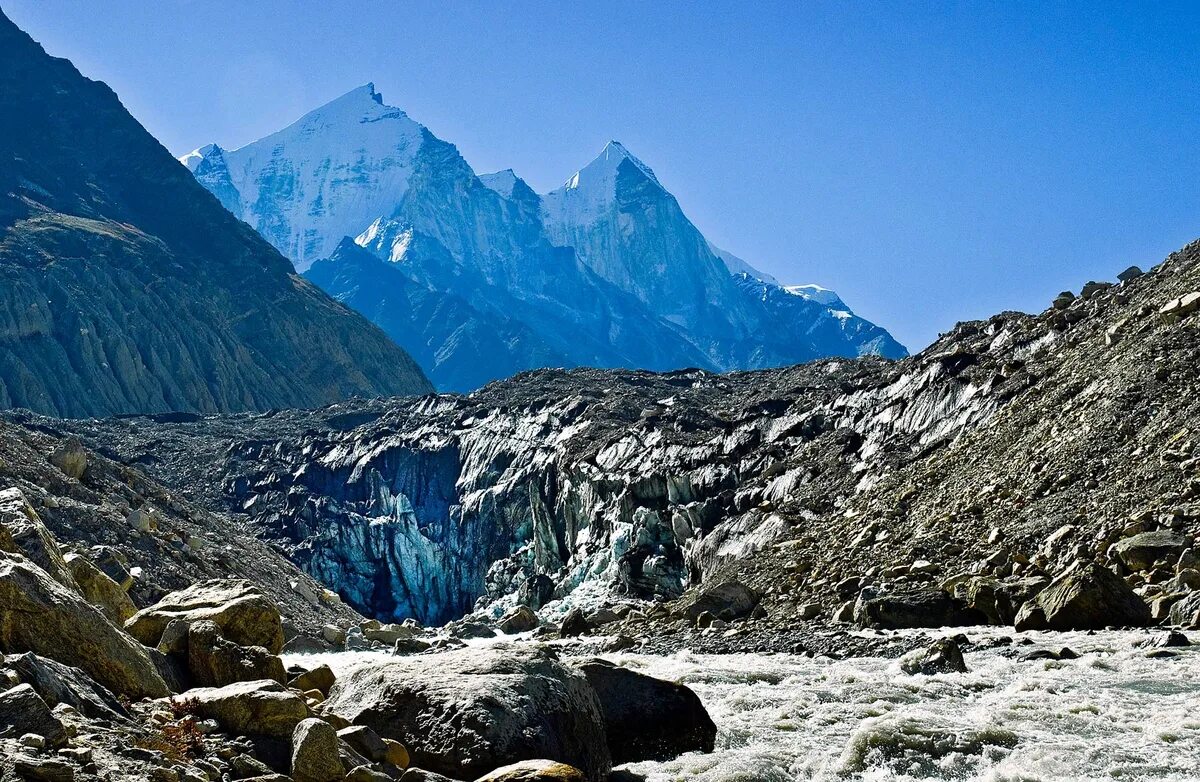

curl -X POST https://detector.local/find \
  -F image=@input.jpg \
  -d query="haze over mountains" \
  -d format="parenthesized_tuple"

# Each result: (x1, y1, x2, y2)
(0, 18, 431, 417)
(183, 85, 905, 391)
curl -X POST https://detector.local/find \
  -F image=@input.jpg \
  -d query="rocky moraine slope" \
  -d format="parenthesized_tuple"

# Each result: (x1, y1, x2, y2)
(45, 237, 1200, 647)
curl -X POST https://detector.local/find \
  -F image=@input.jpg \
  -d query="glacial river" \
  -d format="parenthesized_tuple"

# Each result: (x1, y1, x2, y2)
(291, 627, 1200, 782)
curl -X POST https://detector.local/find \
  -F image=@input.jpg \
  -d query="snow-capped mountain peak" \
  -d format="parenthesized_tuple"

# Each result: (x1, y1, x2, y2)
(541, 140, 663, 229)
(478, 169, 520, 198)
(179, 83, 428, 271)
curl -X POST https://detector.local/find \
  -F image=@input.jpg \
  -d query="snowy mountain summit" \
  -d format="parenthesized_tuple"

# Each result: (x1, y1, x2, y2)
(183, 86, 906, 390)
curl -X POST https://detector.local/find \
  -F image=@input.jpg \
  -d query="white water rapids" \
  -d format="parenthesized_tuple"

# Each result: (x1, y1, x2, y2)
(291, 627, 1200, 781)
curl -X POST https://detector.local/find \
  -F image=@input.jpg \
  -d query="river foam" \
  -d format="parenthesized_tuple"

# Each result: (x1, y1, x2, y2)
(614, 628, 1199, 781)
(287, 627, 1199, 781)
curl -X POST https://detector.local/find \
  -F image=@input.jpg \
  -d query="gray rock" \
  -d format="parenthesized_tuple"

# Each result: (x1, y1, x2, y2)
(186, 620, 287, 688)
(64, 553, 137, 624)
(178, 679, 309, 738)
(1112, 531, 1190, 573)
(902, 637, 968, 675)
(854, 588, 986, 629)
(677, 580, 759, 622)
(0, 488, 78, 590)
(290, 718, 344, 782)
(322, 646, 610, 781)
(574, 658, 716, 763)
(126, 579, 285, 654)
(1015, 562, 1152, 631)
(497, 605, 539, 634)
(5, 652, 130, 722)
(559, 608, 590, 638)
(0, 551, 169, 698)
(0, 684, 68, 748)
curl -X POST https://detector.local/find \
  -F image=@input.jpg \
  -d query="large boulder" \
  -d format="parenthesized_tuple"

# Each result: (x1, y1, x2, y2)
(0, 683, 68, 748)
(64, 553, 137, 624)
(1112, 531, 1191, 573)
(498, 606, 539, 634)
(291, 717, 345, 782)
(0, 488, 77, 590)
(0, 551, 169, 698)
(964, 576, 1050, 625)
(187, 620, 287, 688)
(126, 579, 284, 653)
(573, 658, 715, 763)
(1014, 562, 1152, 631)
(1169, 591, 1200, 628)
(854, 588, 986, 629)
(6, 652, 130, 721)
(475, 760, 587, 781)
(177, 679, 309, 737)
(677, 580, 759, 622)
(322, 646, 610, 782)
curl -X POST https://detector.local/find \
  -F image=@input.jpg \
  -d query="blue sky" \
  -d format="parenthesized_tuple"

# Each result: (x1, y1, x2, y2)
(8, 1, 1200, 351)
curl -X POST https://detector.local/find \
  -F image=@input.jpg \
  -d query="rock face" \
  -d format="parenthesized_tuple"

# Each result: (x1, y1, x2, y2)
(1014, 563, 1152, 631)
(0, 551, 169, 698)
(126, 580, 285, 654)
(185, 87, 904, 393)
(186, 619, 287, 688)
(574, 659, 716, 763)
(322, 647, 610, 781)
(0, 11, 431, 418)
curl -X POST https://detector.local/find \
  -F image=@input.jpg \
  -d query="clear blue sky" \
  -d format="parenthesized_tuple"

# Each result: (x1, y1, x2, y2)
(8, 1, 1200, 351)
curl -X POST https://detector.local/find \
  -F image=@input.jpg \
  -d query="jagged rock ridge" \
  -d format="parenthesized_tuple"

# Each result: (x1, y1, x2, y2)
(183, 88, 905, 392)
(0, 15, 432, 418)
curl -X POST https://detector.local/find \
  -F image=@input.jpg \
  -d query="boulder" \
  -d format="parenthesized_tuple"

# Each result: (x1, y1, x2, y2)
(92, 547, 133, 591)
(64, 553, 137, 623)
(498, 605, 539, 634)
(1169, 591, 1200, 628)
(0, 684, 68, 748)
(178, 679, 309, 737)
(291, 717, 344, 782)
(574, 658, 715, 763)
(964, 576, 1049, 625)
(677, 580, 759, 622)
(0, 551, 169, 698)
(187, 620, 287, 687)
(12, 755, 75, 782)
(48, 437, 89, 480)
(475, 760, 587, 782)
(0, 488, 77, 590)
(337, 725, 389, 763)
(322, 646, 610, 781)
(559, 608, 590, 638)
(1112, 531, 1190, 573)
(6, 652, 130, 721)
(290, 664, 336, 696)
(853, 588, 986, 629)
(126, 579, 284, 653)
(1014, 562, 1152, 631)
(901, 637, 968, 675)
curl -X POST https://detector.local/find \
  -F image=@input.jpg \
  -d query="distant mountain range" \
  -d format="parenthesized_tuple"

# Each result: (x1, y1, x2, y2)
(0, 18, 431, 417)
(183, 85, 906, 391)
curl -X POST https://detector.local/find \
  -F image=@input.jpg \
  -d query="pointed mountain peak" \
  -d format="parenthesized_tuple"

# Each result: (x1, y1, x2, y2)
(564, 140, 659, 190)
(179, 143, 224, 171)
(479, 168, 527, 199)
